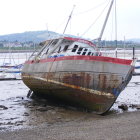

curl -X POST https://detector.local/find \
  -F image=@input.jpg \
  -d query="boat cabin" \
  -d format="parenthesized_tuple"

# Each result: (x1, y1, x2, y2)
(29, 36, 99, 61)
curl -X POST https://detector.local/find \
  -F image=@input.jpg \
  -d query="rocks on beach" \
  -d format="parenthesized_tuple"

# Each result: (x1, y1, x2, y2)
(118, 104, 128, 111)
(0, 105, 8, 110)
(129, 104, 140, 110)
(118, 103, 140, 111)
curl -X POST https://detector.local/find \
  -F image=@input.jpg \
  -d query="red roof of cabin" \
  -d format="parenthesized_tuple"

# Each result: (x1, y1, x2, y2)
(64, 37, 96, 47)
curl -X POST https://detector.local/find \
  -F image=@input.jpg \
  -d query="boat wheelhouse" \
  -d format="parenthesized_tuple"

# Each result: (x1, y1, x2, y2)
(28, 36, 99, 61)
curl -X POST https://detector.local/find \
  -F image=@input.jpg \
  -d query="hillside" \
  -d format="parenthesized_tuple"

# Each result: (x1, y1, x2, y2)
(127, 38, 140, 44)
(0, 30, 139, 45)
(0, 30, 59, 43)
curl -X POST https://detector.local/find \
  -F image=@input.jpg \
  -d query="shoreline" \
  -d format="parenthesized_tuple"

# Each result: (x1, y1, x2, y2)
(0, 111, 140, 140)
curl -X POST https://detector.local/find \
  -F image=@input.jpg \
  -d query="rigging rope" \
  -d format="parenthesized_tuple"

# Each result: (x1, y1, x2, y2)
(55, 0, 110, 34)
(80, 0, 111, 37)
(73, 0, 110, 16)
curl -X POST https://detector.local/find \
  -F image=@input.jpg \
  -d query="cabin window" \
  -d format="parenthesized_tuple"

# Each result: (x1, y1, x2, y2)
(78, 47, 83, 51)
(88, 52, 91, 55)
(58, 46, 61, 53)
(82, 48, 88, 55)
(77, 47, 83, 55)
(82, 52, 86, 55)
(63, 45, 69, 52)
(72, 45, 78, 52)
(52, 39, 58, 45)
(46, 48, 49, 54)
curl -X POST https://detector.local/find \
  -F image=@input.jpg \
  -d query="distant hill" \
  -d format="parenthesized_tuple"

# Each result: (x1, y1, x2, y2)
(127, 38, 140, 44)
(0, 30, 59, 43)
(0, 30, 140, 44)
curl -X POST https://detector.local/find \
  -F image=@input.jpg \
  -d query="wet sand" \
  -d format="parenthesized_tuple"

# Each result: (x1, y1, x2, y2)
(0, 111, 140, 140)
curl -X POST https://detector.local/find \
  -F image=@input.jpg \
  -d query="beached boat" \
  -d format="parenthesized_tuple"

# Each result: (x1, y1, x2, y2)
(0, 64, 23, 80)
(0, 45, 23, 80)
(21, 36, 135, 114)
(21, 0, 135, 114)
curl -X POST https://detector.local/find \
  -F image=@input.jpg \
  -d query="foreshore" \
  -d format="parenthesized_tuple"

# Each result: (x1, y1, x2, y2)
(0, 111, 140, 140)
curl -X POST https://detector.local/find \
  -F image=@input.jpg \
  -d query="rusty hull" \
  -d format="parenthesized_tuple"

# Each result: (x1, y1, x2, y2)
(22, 58, 133, 114)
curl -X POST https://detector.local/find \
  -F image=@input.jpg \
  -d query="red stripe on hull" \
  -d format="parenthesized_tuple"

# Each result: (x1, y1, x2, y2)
(25, 56, 132, 65)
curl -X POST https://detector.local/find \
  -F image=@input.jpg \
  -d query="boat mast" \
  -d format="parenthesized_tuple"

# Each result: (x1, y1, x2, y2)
(97, 0, 115, 48)
(63, 5, 75, 34)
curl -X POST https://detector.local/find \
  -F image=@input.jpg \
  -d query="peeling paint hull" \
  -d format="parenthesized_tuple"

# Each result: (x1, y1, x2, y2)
(22, 56, 134, 114)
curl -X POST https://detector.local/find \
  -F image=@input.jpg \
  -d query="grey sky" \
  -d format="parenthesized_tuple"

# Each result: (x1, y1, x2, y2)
(0, 0, 139, 40)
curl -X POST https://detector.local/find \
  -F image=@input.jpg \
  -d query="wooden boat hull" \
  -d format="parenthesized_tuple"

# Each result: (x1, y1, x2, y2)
(22, 56, 133, 114)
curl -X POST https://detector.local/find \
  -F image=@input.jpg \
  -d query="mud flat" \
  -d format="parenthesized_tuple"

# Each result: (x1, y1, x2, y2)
(0, 111, 140, 140)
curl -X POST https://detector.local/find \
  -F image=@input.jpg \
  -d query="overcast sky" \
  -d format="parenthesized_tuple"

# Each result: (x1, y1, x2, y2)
(0, 0, 139, 40)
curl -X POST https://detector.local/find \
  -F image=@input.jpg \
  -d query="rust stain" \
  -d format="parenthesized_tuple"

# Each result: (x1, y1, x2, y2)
(47, 73, 54, 80)
(110, 74, 120, 88)
(62, 72, 91, 88)
(25, 75, 114, 98)
(98, 74, 107, 90)
(63, 73, 83, 87)
(85, 73, 91, 88)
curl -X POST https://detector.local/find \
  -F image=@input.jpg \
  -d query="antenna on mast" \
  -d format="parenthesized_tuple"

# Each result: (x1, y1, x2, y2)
(63, 5, 76, 34)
